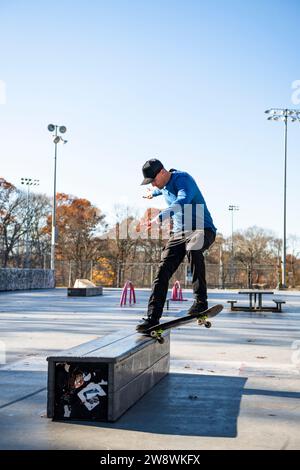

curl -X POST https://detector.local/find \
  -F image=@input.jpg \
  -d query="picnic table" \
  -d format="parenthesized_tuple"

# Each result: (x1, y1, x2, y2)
(238, 290, 274, 310)
(227, 290, 285, 312)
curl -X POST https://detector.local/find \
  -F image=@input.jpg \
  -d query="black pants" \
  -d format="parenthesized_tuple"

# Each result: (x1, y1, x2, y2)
(147, 229, 216, 321)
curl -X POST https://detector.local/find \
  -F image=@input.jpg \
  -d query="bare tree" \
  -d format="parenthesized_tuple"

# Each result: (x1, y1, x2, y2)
(0, 178, 27, 267)
(106, 204, 141, 286)
(29, 193, 52, 268)
(287, 235, 300, 287)
(234, 226, 276, 288)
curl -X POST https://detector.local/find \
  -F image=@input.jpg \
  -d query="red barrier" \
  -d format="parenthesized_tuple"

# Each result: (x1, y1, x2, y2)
(165, 280, 188, 310)
(171, 280, 183, 301)
(120, 280, 136, 307)
(171, 280, 185, 301)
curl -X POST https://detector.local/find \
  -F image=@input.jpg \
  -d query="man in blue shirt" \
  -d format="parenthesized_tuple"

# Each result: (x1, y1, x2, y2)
(136, 158, 217, 332)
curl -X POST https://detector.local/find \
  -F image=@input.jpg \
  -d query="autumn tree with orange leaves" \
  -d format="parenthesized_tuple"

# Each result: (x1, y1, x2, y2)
(45, 193, 107, 282)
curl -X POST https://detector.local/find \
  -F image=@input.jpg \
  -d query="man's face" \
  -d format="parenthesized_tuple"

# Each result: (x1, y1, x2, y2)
(151, 169, 165, 189)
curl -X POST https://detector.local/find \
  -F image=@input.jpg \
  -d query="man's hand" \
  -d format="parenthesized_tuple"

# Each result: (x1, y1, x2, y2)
(142, 188, 153, 199)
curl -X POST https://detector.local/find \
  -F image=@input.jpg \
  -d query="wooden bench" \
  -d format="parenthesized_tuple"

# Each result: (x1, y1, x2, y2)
(227, 298, 286, 312)
(47, 329, 170, 422)
(273, 299, 286, 312)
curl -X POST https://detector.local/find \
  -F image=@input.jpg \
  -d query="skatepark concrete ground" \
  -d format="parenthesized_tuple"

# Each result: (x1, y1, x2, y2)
(0, 287, 299, 450)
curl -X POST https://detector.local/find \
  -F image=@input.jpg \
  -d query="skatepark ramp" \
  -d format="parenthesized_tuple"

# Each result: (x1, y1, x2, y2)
(47, 329, 170, 422)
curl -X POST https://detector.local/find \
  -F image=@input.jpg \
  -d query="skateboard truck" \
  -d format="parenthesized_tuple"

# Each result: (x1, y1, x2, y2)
(197, 314, 212, 328)
(149, 328, 165, 344)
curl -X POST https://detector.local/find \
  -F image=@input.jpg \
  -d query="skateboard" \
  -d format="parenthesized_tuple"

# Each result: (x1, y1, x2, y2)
(141, 304, 223, 344)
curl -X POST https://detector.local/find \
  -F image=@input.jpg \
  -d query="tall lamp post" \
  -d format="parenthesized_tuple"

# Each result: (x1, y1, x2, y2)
(228, 205, 239, 256)
(20, 178, 40, 268)
(47, 124, 67, 271)
(228, 205, 239, 287)
(265, 108, 300, 288)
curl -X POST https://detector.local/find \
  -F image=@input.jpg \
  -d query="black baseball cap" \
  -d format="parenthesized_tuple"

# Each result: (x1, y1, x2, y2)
(141, 159, 164, 185)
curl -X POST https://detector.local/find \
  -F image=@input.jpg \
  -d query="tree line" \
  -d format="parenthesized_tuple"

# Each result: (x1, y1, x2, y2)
(1, 177, 299, 288)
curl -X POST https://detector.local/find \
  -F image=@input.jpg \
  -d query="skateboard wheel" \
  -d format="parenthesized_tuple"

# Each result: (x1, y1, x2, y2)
(158, 337, 165, 344)
(150, 331, 157, 338)
(205, 321, 211, 328)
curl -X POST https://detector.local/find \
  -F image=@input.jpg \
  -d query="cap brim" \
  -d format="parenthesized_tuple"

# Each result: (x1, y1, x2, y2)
(141, 177, 154, 185)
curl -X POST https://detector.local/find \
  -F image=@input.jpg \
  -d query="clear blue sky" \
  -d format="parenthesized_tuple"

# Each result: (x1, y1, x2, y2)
(0, 0, 299, 243)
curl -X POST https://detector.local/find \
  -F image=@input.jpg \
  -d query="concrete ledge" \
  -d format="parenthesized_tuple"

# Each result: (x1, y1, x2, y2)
(0, 268, 55, 291)
(47, 328, 170, 422)
(67, 286, 103, 296)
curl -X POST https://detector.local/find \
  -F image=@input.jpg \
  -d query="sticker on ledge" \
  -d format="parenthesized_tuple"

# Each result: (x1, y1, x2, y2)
(77, 381, 108, 411)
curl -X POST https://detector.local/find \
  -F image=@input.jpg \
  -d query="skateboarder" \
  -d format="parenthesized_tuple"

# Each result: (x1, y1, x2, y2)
(137, 158, 217, 332)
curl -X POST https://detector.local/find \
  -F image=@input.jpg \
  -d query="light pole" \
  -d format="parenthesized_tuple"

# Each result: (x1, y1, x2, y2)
(265, 108, 300, 288)
(47, 124, 67, 271)
(228, 205, 239, 256)
(20, 178, 40, 268)
(228, 205, 239, 287)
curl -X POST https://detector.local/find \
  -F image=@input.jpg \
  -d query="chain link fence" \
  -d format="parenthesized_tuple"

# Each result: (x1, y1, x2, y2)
(55, 259, 284, 289)
(3, 254, 297, 290)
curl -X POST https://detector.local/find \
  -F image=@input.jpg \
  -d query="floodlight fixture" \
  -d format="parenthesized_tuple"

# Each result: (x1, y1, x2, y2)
(47, 123, 68, 271)
(265, 107, 300, 288)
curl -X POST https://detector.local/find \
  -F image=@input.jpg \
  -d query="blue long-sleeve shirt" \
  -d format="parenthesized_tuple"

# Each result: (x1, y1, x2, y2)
(152, 170, 216, 234)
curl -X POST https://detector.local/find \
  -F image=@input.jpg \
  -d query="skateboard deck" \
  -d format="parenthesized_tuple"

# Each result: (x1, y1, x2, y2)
(141, 304, 223, 343)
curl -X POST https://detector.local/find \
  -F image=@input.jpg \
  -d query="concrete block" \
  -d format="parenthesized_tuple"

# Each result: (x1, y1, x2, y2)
(47, 329, 170, 422)
(67, 286, 103, 296)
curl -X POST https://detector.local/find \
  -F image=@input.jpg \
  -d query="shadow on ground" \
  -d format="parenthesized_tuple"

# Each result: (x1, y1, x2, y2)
(58, 373, 248, 438)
